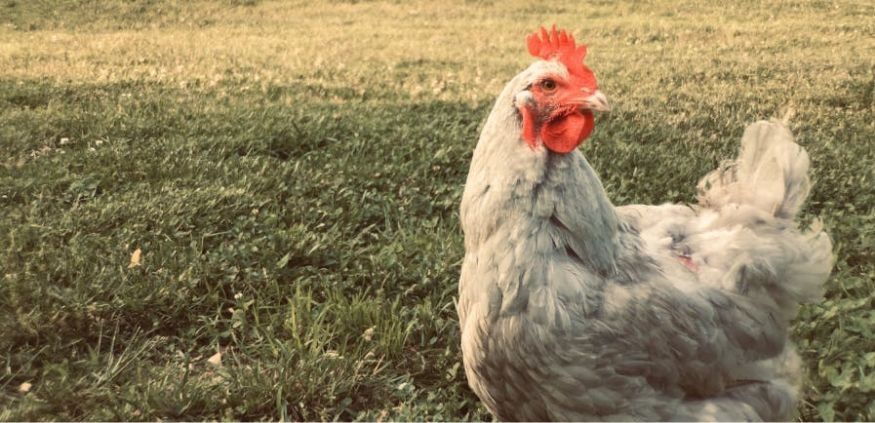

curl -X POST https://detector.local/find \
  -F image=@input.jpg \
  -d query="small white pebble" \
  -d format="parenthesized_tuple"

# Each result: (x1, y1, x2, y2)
(18, 382, 32, 393)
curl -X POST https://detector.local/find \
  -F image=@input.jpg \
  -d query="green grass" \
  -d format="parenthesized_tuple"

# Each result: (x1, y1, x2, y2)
(1, 0, 873, 420)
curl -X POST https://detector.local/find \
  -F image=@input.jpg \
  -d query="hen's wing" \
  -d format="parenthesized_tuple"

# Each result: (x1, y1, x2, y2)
(594, 120, 833, 420)
(511, 250, 792, 421)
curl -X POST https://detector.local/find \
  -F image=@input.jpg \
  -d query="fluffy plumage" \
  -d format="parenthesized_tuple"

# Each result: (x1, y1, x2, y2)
(457, 28, 833, 421)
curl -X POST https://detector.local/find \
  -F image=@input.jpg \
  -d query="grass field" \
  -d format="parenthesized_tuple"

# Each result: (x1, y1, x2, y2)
(1, 0, 873, 420)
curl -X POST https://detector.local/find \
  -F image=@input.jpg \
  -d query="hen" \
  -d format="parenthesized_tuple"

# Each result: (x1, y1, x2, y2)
(458, 26, 833, 421)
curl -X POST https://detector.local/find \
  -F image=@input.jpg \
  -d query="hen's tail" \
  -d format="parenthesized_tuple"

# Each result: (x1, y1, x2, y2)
(697, 119, 810, 219)
(693, 119, 833, 319)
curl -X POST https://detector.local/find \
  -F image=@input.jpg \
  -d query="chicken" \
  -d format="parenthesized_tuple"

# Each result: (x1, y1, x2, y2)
(457, 26, 833, 421)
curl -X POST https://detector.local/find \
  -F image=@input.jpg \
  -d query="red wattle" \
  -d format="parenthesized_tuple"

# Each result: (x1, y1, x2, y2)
(540, 111, 594, 153)
(520, 106, 538, 149)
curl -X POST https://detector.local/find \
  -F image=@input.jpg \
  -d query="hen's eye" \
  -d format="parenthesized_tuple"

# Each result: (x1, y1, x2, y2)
(540, 79, 557, 92)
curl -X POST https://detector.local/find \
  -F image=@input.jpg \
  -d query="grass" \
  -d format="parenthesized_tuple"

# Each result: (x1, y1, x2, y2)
(0, 0, 873, 420)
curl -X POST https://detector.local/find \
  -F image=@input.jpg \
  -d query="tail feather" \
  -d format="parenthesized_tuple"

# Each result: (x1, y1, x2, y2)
(692, 119, 833, 319)
(697, 120, 811, 220)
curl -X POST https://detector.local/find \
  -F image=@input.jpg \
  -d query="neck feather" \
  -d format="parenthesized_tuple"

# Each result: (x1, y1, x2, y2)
(461, 84, 620, 276)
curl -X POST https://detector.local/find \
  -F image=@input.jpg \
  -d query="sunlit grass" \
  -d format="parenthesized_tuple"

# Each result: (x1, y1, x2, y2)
(1, 0, 873, 420)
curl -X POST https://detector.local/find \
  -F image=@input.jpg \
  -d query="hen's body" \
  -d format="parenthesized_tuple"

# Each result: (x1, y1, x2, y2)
(458, 68, 833, 420)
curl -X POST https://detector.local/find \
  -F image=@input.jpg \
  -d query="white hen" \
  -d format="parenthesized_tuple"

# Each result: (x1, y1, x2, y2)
(458, 27, 833, 421)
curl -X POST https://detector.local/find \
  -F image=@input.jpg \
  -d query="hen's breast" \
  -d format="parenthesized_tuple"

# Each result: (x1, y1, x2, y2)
(458, 219, 614, 420)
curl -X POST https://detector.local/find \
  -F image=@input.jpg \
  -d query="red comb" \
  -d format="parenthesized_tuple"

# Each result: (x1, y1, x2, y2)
(526, 25, 588, 76)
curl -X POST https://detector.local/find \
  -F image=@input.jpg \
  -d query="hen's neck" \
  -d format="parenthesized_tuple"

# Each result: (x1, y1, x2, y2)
(461, 89, 621, 276)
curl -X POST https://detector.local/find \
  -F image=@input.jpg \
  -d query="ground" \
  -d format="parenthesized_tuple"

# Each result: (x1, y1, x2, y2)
(1, 0, 873, 420)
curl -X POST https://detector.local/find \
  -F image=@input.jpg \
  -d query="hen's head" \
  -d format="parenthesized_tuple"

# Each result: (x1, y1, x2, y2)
(514, 26, 609, 154)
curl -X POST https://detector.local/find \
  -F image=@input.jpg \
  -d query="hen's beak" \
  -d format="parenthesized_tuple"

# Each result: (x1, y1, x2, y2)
(582, 90, 611, 112)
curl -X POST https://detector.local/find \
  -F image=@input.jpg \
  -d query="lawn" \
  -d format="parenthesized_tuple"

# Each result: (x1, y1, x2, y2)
(1, 0, 873, 420)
